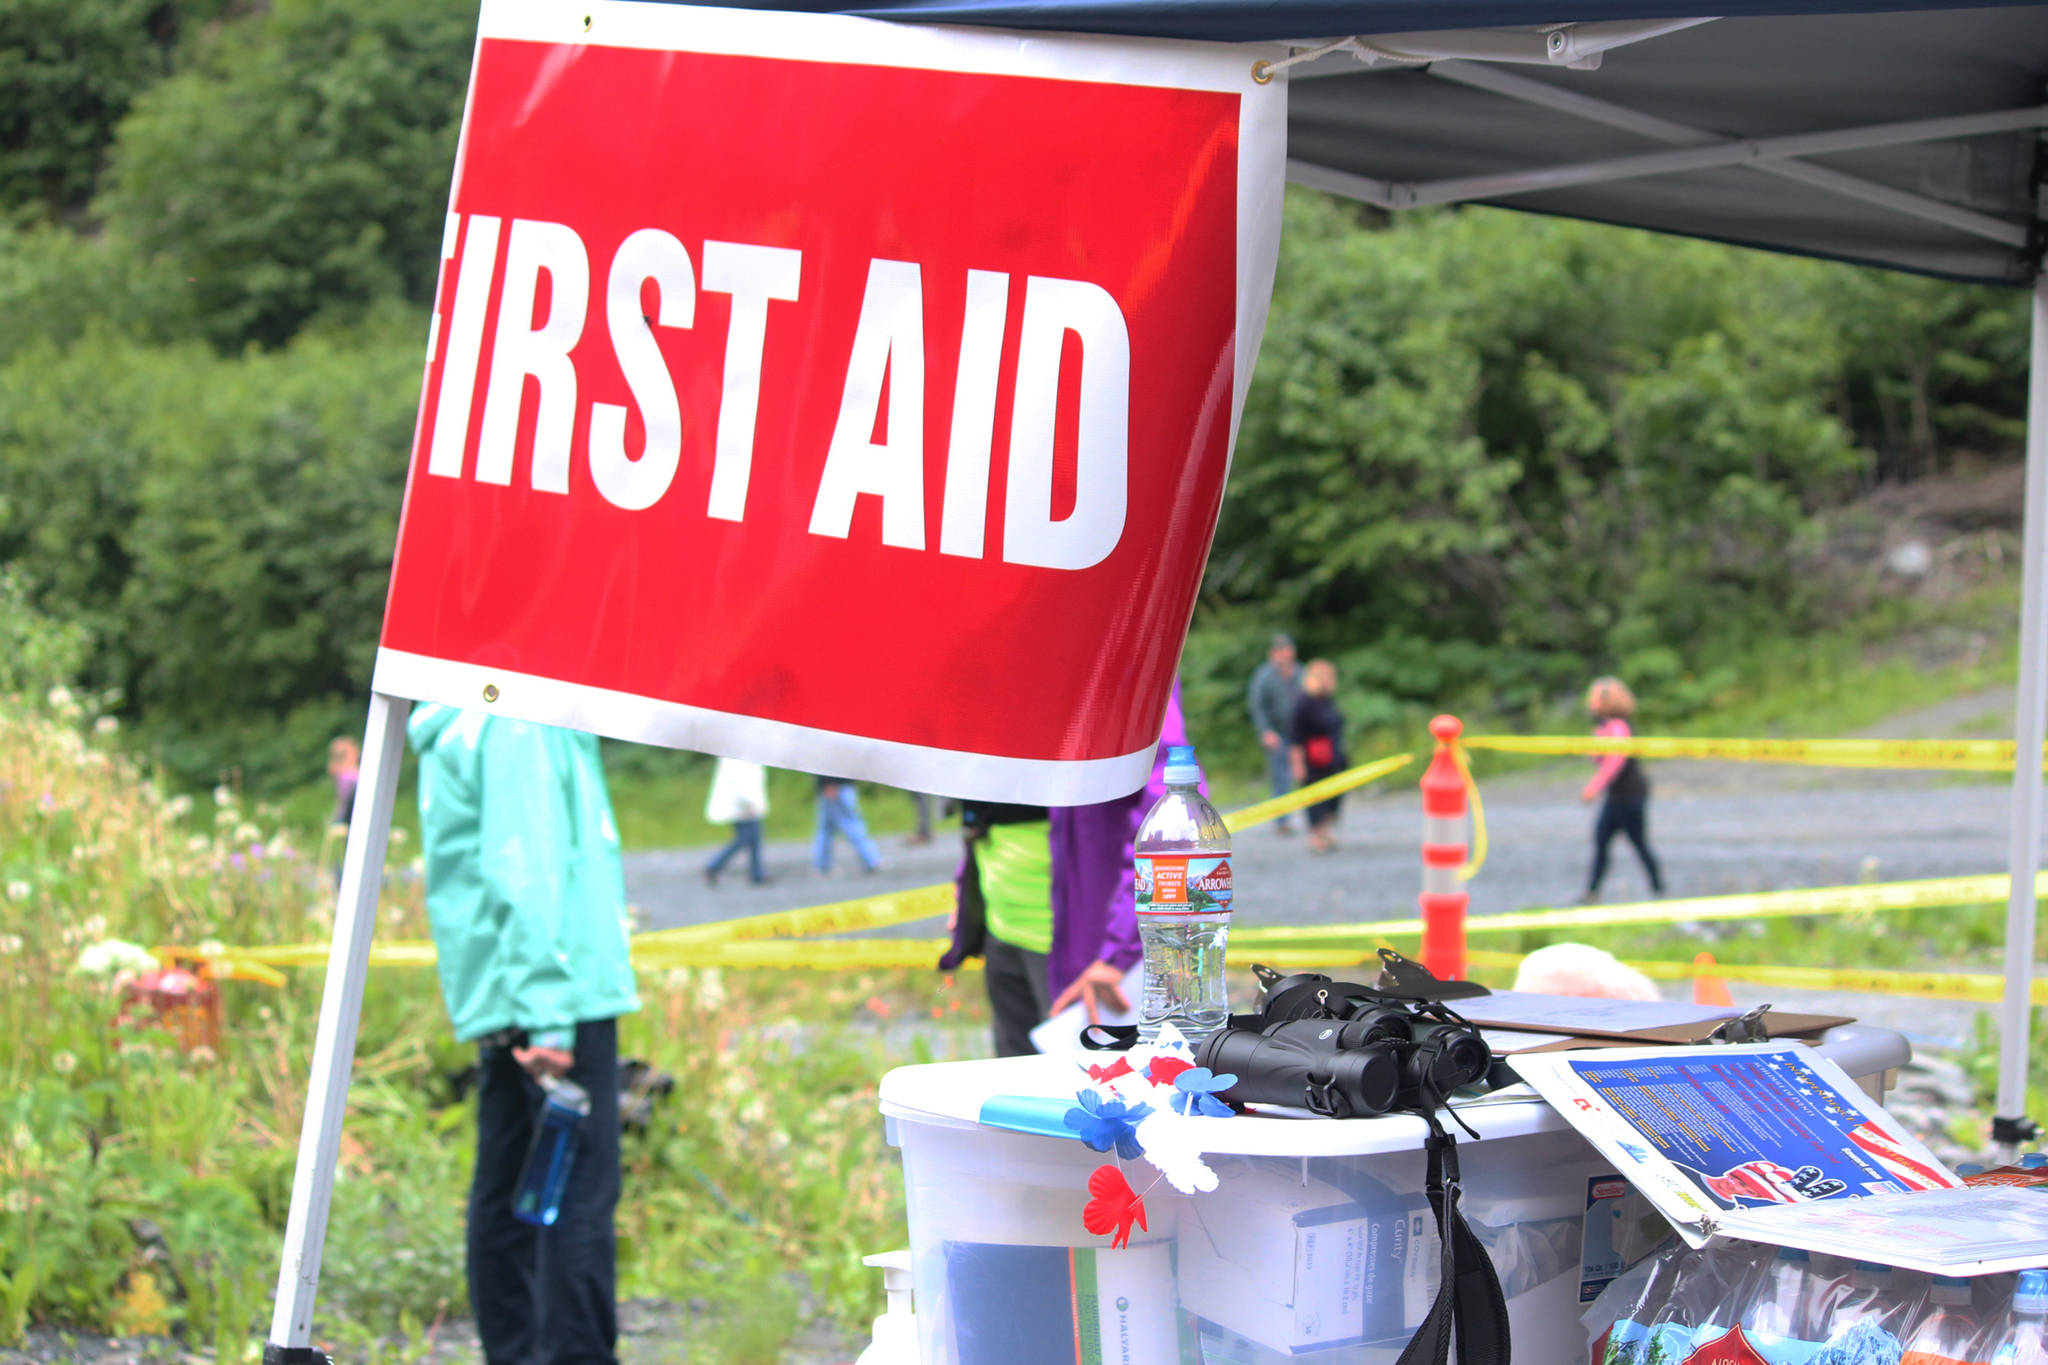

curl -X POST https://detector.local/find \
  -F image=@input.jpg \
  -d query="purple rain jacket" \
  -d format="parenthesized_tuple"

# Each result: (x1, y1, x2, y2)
(941, 684, 1194, 1003)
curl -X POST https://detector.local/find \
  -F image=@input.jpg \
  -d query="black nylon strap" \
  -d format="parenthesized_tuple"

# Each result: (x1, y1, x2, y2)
(1394, 1117, 1511, 1365)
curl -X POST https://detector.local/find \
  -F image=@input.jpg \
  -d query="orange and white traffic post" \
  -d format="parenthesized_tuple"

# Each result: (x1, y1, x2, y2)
(1419, 714, 1470, 981)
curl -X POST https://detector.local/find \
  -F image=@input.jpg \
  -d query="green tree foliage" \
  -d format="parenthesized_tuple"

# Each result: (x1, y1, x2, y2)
(0, 569, 88, 698)
(0, 0, 170, 215)
(0, 309, 419, 784)
(0, 0, 2032, 797)
(97, 0, 474, 349)
(0, 220, 194, 362)
(1191, 193, 2019, 747)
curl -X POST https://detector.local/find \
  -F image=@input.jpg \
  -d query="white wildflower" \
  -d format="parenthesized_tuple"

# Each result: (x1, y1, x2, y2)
(186, 835, 209, 853)
(46, 685, 74, 713)
(51, 1052, 76, 1075)
(699, 967, 728, 1010)
(4, 881, 27, 902)
(93, 715, 119, 737)
(189, 1045, 217, 1066)
(386, 826, 409, 845)
(80, 751, 108, 769)
(76, 939, 157, 978)
(232, 822, 261, 845)
(81, 914, 106, 938)
(0, 934, 21, 955)
(197, 939, 224, 959)
(212, 784, 235, 808)
(164, 794, 193, 820)
(10, 1126, 32, 1153)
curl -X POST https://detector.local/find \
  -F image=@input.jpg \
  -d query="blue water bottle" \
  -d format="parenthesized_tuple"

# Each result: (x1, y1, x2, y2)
(512, 1076, 590, 1227)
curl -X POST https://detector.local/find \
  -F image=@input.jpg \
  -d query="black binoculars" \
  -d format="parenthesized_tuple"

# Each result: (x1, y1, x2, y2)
(1191, 969, 1492, 1119)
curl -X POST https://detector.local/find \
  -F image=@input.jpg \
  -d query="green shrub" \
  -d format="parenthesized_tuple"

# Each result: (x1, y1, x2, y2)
(95, 0, 473, 349)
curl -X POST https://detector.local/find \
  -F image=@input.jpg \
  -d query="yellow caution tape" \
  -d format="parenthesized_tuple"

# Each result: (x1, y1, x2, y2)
(1229, 873, 2042, 949)
(637, 937, 957, 972)
(638, 883, 956, 945)
(1462, 734, 2032, 772)
(218, 872, 2039, 973)
(235, 940, 439, 969)
(1458, 947, 2048, 1008)
(1450, 743, 1486, 882)
(154, 945, 290, 989)
(1223, 752, 1414, 833)
(223, 751, 1424, 971)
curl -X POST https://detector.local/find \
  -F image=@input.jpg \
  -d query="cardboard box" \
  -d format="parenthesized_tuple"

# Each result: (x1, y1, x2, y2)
(943, 1238, 1198, 1365)
(1176, 1159, 1431, 1354)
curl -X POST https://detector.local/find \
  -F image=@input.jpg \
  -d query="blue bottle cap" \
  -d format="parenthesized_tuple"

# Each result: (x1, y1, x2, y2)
(1164, 745, 1202, 785)
(2022, 1153, 2048, 1169)
(2017, 1269, 2048, 1313)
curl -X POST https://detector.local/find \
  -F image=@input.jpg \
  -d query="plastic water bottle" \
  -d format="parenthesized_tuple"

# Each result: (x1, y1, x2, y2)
(1814, 1264, 1908, 1365)
(1901, 1276, 1980, 1364)
(1992, 1269, 2048, 1365)
(512, 1075, 590, 1226)
(1750, 1247, 1814, 1342)
(1133, 745, 1232, 1044)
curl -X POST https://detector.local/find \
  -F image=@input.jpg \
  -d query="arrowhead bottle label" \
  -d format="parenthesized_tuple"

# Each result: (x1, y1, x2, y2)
(1135, 854, 1233, 915)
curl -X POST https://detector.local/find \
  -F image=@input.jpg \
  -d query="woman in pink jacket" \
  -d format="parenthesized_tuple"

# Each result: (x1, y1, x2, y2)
(1580, 677, 1664, 902)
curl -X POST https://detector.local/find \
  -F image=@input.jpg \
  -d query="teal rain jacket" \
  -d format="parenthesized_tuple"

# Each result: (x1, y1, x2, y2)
(408, 705, 640, 1045)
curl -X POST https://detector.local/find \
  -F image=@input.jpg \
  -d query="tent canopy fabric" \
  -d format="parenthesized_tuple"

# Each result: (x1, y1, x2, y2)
(700, 0, 2047, 284)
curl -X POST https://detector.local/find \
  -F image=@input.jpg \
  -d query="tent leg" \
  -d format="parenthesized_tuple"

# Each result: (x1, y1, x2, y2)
(1996, 276, 2048, 1163)
(263, 691, 411, 1363)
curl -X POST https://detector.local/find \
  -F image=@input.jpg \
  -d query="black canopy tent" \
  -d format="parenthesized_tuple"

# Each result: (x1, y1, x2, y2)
(696, 0, 2048, 1134)
(262, 4, 2047, 1360)
(701, 0, 2048, 1136)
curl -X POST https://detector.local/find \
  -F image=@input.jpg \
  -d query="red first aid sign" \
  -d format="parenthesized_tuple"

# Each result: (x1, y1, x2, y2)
(374, 1, 1284, 802)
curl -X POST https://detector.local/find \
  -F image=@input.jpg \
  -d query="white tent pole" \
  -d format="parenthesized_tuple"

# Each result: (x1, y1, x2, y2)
(1420, 62, 2032, 248)
(1995, 274, 2048, 1163)
(264, 690, 411, 1362)
(1383, 104, 2048, 212)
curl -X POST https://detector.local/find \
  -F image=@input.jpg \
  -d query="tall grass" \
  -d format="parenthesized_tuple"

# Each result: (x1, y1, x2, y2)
(0, 691, 974, 1361)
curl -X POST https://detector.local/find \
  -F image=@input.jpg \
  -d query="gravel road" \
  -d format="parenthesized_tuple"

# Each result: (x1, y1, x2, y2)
(625, 688, 2038, 1053)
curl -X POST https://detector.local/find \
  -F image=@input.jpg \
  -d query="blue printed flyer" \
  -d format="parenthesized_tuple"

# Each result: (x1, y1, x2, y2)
(1513, 1045, 2048, 1274)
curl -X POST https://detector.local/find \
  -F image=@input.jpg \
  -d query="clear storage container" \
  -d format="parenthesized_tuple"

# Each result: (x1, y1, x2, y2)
(880, 1028, 1910, 1365)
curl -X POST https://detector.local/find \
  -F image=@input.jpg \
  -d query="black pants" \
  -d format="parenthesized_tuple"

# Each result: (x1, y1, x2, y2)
(470, 1018, 621, 1365)
(1304, 763, 1344, 829)
(984, 937, 1051, 1058)
(1588, 794, 1664, 894)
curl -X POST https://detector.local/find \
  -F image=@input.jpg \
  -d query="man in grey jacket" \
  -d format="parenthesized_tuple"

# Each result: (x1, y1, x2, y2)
(1246, 633, 1302, 832)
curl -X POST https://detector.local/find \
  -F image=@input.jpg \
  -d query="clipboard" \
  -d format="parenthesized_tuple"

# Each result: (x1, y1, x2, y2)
(1455, 991, 1850, 1051)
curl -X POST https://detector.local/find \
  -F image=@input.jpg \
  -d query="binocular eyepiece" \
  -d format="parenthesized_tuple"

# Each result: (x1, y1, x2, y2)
(1190, 969, 1491, 1119)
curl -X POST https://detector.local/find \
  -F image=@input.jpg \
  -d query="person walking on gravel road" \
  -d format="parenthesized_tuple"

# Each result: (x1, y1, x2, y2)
(1580, 676, 1665, 902)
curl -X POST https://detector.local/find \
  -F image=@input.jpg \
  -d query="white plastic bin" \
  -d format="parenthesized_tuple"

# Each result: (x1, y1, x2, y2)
(879, 1027, 1910, 1365)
